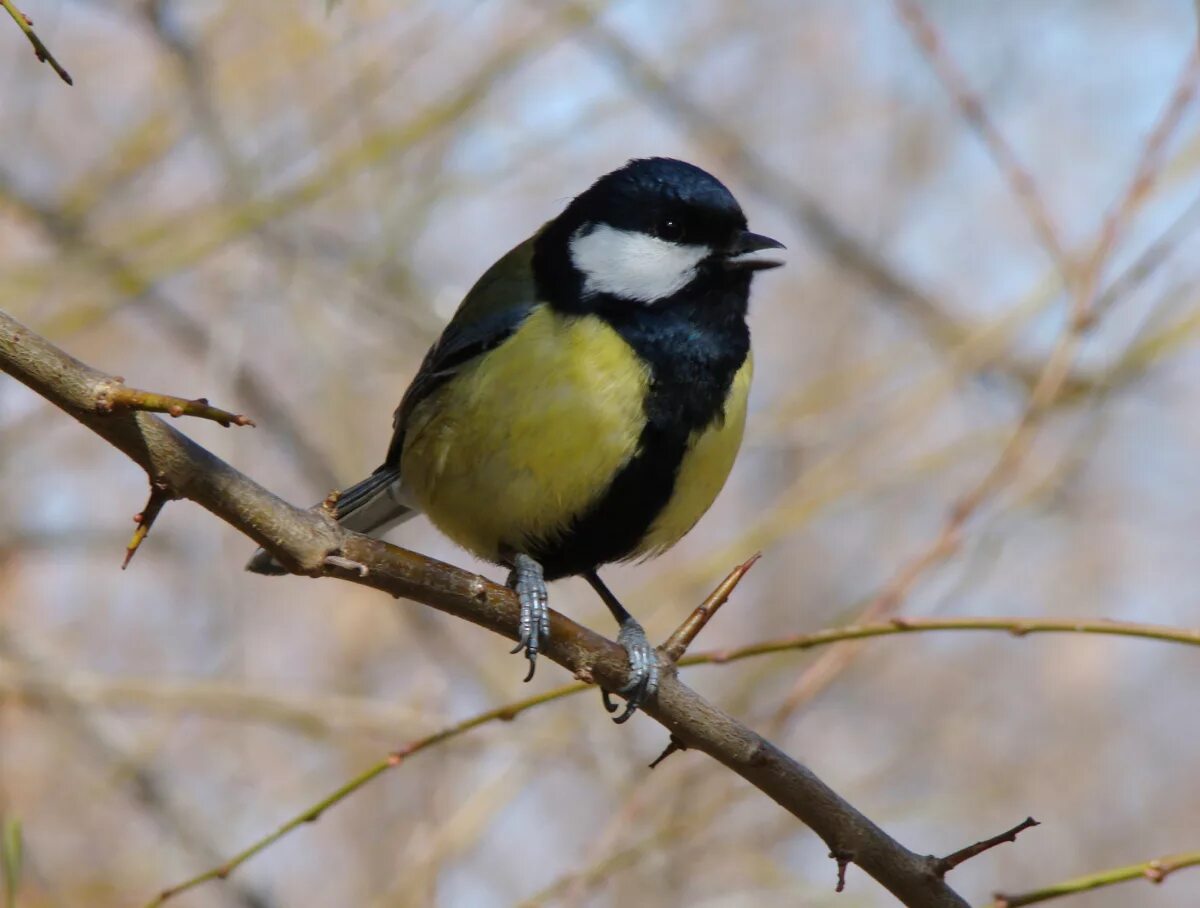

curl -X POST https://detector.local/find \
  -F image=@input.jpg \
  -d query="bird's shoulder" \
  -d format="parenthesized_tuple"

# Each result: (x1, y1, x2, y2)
(384, 233, 544, 464)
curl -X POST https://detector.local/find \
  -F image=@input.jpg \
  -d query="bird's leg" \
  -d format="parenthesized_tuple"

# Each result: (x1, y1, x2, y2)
(505, 552, 550, 682)
(584, 571, 660, 723)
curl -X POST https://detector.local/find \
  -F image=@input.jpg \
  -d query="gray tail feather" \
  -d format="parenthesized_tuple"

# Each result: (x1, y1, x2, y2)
(245, 466, 417, 575)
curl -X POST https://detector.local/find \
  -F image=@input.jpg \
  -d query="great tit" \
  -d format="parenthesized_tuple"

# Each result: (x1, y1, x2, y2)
(248, 157, 783, 721)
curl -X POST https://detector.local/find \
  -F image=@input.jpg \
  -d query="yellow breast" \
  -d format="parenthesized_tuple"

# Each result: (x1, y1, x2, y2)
(636, 353, 752, 557)
(400, 305, 650, 562)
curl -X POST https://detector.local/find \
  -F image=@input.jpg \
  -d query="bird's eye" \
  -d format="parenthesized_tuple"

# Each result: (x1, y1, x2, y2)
(658, 218, 684, 242)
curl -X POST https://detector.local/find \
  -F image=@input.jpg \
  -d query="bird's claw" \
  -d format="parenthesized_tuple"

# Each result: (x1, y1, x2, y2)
(602, 618, 660, 724)
(507, 554, 550, 680)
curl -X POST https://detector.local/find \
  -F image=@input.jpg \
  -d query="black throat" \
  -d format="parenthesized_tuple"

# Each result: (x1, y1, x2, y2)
(529, 260, 752, 578)
(589, 278, 750, 436)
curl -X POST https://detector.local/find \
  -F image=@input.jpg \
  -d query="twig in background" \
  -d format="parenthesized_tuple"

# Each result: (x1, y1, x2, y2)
(0, 630, 274, 908)
(895, 0, 1069, 276)
(768, 7, 1200, 726)
(693, 615, 1200, 665)
(144, 680, 588, 908)
(993, 847, 1200, 907)
(3, 612, 1196, 739)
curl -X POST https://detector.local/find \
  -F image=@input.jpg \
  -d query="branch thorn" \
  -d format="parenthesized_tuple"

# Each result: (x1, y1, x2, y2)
(661, 552, 760, 661)
(122, 481, 174, 569)
(648, 734, 688, 769)
(830, 849, 853, 892)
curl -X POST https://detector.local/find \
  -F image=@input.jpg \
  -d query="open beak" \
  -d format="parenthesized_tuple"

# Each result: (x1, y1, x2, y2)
(723, 230, 786, 271)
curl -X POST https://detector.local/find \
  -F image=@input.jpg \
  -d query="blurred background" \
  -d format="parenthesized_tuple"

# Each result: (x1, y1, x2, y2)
(3, 1, 1200, 906)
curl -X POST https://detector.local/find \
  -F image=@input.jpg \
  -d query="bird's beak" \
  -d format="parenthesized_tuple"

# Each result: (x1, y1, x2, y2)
(723, 231, 786, 271)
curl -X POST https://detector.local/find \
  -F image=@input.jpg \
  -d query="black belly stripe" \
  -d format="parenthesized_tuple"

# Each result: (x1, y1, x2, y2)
(530, 418, 688, 579)
(530, 278, 751, 579)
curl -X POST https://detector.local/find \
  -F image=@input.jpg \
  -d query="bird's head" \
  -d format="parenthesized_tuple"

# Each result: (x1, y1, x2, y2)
(534, 157, 784, 310)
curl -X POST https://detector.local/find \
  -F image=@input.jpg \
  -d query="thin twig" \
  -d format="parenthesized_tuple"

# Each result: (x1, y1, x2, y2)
(1080, 45, 1200, 324)
(1092, 187, 1200, 322)
(993, 848, 1200, 907)
(660, 553, 759, 661)
(0, 0, 72, 84)
(96, 380, 255, 427)
(0, 658, 427, 737)
(688, 615, 1200, 667)
(935, 817, 1039, 876)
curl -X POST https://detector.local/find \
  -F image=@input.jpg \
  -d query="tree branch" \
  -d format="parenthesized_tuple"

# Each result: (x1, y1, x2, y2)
(0, 309, 976, 908)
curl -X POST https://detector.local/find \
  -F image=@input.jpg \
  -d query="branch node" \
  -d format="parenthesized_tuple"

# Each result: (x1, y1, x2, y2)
(648, 734, 689, 769)
(468, 576, 489, 603)
(660, 553, 760, 661)
(934, 816, 1039, 877)
(122, 481, 175, 569)
(743, 738, 769, 767)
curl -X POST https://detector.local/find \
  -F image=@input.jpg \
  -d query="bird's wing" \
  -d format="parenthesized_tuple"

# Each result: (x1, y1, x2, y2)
(383, 234, 541, 467)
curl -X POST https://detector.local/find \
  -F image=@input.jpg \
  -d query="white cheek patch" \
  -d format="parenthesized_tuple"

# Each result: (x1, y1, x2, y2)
(569, 224, 709, 304)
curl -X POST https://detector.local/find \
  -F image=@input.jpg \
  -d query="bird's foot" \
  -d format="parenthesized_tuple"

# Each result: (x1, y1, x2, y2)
(601, 617, 660, 724)
(506, 553, 550, 681)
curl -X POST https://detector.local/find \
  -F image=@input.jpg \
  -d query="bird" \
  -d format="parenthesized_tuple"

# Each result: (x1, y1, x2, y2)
(248, 157, 784, 722)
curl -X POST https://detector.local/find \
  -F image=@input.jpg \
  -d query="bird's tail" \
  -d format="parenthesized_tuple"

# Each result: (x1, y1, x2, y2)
(245, 466, 418, 575)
